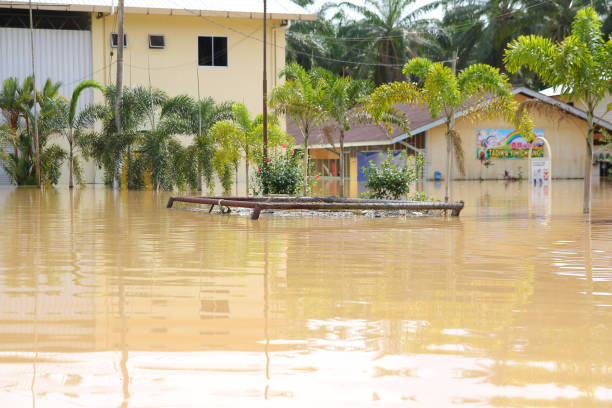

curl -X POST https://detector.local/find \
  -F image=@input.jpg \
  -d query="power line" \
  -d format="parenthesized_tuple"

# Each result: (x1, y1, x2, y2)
(67, 0, 563, 89)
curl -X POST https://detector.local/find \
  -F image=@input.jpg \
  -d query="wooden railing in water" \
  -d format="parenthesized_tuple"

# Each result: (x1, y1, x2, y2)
(167, 196, 464, 220)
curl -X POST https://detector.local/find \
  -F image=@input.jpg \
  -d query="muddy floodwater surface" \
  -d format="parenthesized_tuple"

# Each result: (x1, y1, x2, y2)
(0, 180, 611, 407)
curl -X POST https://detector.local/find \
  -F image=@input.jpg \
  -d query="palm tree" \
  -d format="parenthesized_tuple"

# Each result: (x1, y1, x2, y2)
(210, 103, 288, 195)
(0, 77, 33, 158)
(80, 86, 166, 186)
(504, 7, 612, 214)
(287, 10, 376, 78)
(367, 57, 532, 201)
(330, 0, 434, 84)
(0, 79, 67, 186)
(418, 9, 483, 70)
(270, 63, 325, 195)
(161, 95, 233, 191)
(55, 80, 104, 188)
(315, 69, 374, 197)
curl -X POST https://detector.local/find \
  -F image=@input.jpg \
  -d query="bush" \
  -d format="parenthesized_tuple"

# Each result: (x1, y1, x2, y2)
(362, 151, 423, 200)
(252, 148, 303, 195)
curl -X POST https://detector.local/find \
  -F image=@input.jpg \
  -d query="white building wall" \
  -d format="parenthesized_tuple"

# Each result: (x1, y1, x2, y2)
(0, 27, 94, 112)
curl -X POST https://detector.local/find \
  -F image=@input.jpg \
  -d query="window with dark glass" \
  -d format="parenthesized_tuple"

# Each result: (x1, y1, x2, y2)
(110, 33, 128, 48)
(149, 34, 165, 49)
(198, 36, 228, 67)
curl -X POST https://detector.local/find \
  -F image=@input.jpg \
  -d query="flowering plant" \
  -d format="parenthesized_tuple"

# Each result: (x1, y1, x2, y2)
(362, 151, 423, 200)
(252, 148, 304, 195)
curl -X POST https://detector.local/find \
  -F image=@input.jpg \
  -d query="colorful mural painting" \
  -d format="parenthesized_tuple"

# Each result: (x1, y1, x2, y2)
(477, 129, 545, 159)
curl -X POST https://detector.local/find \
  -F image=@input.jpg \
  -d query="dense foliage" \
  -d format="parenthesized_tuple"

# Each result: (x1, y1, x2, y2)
(362, 151, 423, 200)
(252, 148, 304, 195)
(504, 7, 612, 213)
(0, 80, 292, 194)
(287, 0, 612, 87)
(0, 77, 67, 186)
(366, 57, 531, 201)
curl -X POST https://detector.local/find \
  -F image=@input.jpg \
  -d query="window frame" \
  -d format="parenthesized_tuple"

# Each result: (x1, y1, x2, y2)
(148, 34, 165, 49)
(197, 35, 228, 68)
(110, 32, 128, 48)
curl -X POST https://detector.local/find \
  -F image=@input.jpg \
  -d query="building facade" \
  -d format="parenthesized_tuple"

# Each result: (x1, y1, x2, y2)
(290, 88, 612, 197)
(0, 0, 314, 185)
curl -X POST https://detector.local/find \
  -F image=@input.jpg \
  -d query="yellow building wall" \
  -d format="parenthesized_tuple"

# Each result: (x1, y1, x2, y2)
(80, 13, 287, 189)
(427, 95, 589, 180)
(90, 13, 286, 118)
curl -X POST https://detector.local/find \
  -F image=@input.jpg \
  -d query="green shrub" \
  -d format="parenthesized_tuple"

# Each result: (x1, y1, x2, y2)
(410, 191, 429, 201)
(252, 149, 303, 195)
(362, 151, 423, 200)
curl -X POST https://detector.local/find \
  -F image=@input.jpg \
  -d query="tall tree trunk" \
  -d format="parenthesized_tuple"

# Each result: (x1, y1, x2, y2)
(127, 145, 131, 186)
(197, 168, 203, 192)
(11, 125, 18, 159)
(445, 124, 452, 202)
(262, 0, 268, 161)
(303, 133, 309, 196)
(68, 135, 74, 189)
(339, 129, 345, 197)
(446, 53, 457, 203)
(245, 153, 249, 196)
(583, 112, 594, 214)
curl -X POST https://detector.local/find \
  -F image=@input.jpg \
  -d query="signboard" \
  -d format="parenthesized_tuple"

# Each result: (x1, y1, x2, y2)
(530, 157, 550, 185)
(476, 129, 545, 159)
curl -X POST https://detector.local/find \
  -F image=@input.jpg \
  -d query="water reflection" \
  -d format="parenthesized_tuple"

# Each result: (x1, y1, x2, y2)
(0, 181, 611, 406)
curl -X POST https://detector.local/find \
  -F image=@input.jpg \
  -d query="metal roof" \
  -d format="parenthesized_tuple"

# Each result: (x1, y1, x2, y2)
(0, 0, 317, 20)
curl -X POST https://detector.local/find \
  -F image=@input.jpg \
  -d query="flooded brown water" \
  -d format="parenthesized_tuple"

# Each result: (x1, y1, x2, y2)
(1, 180, 611, 407)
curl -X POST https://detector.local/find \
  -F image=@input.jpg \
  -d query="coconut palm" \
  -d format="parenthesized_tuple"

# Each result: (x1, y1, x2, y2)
(329, 0, 435, 84)
(504, 7, 612, 214)
(0, 77, 33, 158)
(315, 69, 375, 197)
(287, 10, 378, 79)
(210, 103, 289, 195)
(367, 57, 532, 201)
(161, 95, 233, 191)
(270, 63, 325, 195)
(80, 85, 166, 186)
(53, 80, 104, 188)
(0, 80, 67, 186)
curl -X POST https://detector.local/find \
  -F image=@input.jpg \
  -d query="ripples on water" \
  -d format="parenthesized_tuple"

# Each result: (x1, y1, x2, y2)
(0, 180, 611, 407)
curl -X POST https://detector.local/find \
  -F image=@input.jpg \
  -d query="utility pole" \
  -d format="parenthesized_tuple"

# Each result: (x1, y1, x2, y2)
(29, 0, 40, 188)
(115, 0, 125, 188)
(445, 50, 458, 202)
(262, 0, 268, 161)
(196, 65, 203, 192)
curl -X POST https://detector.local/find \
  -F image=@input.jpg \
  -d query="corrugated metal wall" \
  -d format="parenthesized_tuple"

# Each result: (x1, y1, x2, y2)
(0, 27, 93, 110)
(0, 27, 93, 184)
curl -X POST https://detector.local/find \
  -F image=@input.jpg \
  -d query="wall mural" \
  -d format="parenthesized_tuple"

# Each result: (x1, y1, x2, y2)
(477, 129, 545, 159)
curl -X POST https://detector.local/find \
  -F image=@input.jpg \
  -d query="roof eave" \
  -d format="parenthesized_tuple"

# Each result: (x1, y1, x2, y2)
(0, 2, 317, 20)
(513, 87, 612, 131)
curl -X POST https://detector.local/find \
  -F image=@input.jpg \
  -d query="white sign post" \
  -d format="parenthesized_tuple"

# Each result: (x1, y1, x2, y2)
(530, 157, 550, 185)
(528, 136, 552, 217)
